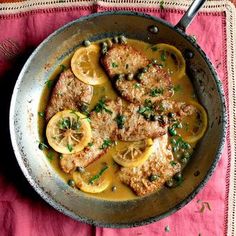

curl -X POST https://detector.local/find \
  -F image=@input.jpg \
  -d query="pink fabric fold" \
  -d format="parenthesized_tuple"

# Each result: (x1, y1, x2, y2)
(0, 4, 229, 236)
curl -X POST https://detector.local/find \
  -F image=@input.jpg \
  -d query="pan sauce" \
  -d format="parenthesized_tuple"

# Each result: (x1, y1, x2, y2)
(38, 38, 205, 200)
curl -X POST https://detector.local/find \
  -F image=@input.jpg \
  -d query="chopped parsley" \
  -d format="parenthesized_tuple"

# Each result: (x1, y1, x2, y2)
(38, 111, 45, 118)
(150, 87, 164, 97)
(59, 64, 66, 71)
(45, 80, 54, 89)
(100, 139, 113, 149)
(67, 144, 73, 152)
(89, 165, 109, 184)
(94, 98, 112, 114)
(59, 117, 71, 129)
(111, 62, 118, 68)
(116, 114, 126, 129)
(88, 142, 94, 147)
(170, 161, 177, 166)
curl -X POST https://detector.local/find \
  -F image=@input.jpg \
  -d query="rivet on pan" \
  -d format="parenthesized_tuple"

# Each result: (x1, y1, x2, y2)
(148, 25, 159, 34)
(194, 170, 200, 176)
(184, 49, 194, 59)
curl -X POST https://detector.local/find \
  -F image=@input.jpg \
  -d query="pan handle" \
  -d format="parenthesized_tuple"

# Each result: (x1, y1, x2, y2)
(175, 0, 206, 31)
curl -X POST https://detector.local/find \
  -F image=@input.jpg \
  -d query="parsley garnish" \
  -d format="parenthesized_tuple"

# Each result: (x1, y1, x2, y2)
(88, 142, 94, 147)
(59, 117, 71, 129)
(94, 98, 112, 114)
(89, 165, 109, 184)
(67, 144, 73, 152)
(170, 161, 177, 166)
(112, 62, 118, 68)
(44, 80, 54, 89)
(150, 87, 164, 97)
(59, 64, 66, 71)
(116, 114, 126, 129)
(100, 139, 113, 149)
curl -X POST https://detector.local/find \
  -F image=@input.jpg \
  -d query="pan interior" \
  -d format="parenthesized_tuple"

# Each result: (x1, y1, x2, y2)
(10, 12, 226, 227)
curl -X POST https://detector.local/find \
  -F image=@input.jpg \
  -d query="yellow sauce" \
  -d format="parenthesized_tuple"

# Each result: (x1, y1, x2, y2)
(38, 39, 202, 200)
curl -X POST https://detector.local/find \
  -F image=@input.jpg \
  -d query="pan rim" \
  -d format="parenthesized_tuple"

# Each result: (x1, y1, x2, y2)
(9, 10, 227, 228)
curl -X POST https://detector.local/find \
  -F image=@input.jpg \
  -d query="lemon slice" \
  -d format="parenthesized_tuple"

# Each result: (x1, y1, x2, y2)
(73, 170, 110, 193)
(71, 44, 108, 85)
(113, 139, 153, 167)
(183, 101, 208, 143)
(46, 110, 92, 154)
(147, 43, 186, 79)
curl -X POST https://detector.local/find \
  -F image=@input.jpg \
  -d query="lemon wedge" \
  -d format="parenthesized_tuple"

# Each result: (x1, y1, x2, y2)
(147, 43, 186, 79)
(73, 170, 110, 193)
(46, 110, 92, 154)
(112, 139, 153, 168)
(183, 101, 208, 143)
(71, 44, 108, 85)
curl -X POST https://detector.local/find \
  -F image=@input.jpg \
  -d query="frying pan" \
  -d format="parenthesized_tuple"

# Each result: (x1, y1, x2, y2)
(9, 0, 227, 227)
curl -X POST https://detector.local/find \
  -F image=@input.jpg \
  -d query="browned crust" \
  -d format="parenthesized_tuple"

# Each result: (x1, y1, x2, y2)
(45, 69, 93, 121)
(101, 44, 149, 78)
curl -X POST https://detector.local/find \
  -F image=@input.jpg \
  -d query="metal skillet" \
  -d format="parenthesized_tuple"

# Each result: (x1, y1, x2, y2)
(9, 0, 227, 227)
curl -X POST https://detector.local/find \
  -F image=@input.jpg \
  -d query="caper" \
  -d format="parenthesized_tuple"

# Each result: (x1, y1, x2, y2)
(126, 73, 134, 81)
(113, 36, 119, 44)
(181, 157, 188, 164)
(107, 39, 113, 48)
(80, 103, 89, 115)
(168, 112, 175, 118)
(174, 172, 182, 181)
(184, 49, 194, 59)
(165, 179, 174, 187)
(149, 174, 158, 182)
(68, 179, 75, 187)
(116, 74, 124, 80)
(150, 114, 159, 121)
(142, 67, 148, 73)
(83, 40, 91, 47)
(152, 59, 158, 65)
(177, 122, 183, 128)
(185, 143, 191, 150)
(148, 25, 159, 34)
(101, 42, 108, 48)
(144, 113, 151, 120)
(183, 152, 191, 159)
(136, 72, 144, 81)
(119, 35, 127, 44)
(76, 166, 85, 173)
(101, 47, 108, 55)
(112, 186, 117, 192)
(168, 127, 177, 136)
(172, 146, 178, 153)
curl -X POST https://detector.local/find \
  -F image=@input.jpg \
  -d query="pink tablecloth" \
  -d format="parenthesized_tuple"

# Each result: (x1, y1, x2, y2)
(0, 1, 231, 236)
